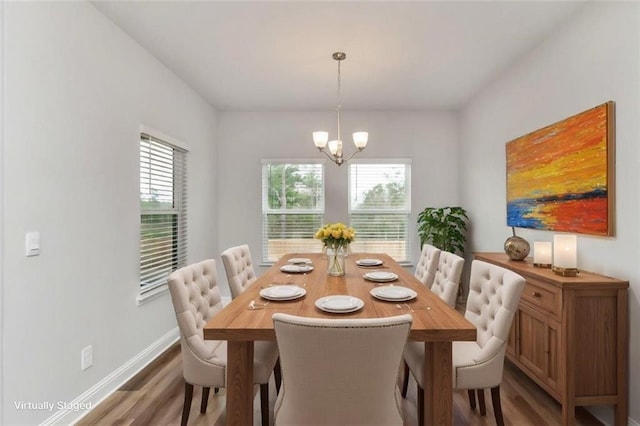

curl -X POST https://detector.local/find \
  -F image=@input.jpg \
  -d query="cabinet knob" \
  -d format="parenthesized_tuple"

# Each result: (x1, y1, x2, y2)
(532, 291, 541, 297)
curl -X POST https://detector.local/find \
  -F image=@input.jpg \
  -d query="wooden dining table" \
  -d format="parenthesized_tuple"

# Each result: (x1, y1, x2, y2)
(204, 252, 476, 426)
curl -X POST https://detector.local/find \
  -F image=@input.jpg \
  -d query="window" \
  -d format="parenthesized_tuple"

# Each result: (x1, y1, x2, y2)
(139, 132, 187, 299)
(349, 161, 411, 262)
(262, 161, 324, 262)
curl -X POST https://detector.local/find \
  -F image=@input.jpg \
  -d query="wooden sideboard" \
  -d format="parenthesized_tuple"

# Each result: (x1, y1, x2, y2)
(474, 253, 628, 426)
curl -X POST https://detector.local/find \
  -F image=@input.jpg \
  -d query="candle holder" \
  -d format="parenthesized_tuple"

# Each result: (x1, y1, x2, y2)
(551, 266, 579, 277)
(533, 241, 552, 268)
(552, 234, 578, 277)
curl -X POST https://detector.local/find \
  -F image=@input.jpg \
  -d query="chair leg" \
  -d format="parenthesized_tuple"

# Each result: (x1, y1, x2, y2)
(468, 389, 476, 410)
(181, 382, 194, 426)
(260, 383, 269, 426)
(401, 361, 410, 398)
(491, 386, 505, 426)
(200, 387, 210, 413)
(417, 385, 424, 426)
(477, 388, 486, 416)
(274, 358, 282, 395)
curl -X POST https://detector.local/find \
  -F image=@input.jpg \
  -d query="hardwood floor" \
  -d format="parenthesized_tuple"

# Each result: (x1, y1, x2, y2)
(77, 343, 603, 426)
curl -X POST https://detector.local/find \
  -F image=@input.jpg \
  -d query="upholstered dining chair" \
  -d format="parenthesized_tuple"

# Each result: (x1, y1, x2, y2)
(167, 259, 279, 426)
(221, 244, 257, 299)
(221, 244, 282, 393)
(430, 250, 464, 307)
(414, 244, 441, 287)
(402, 259, 525, 426)
(402, 250, 465, 399)
(272, 313, 413, 426)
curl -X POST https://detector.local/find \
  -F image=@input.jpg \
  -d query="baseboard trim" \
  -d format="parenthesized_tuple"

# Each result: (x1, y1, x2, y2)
(40, 327, 179, 426)
(587, 407, 638, 426)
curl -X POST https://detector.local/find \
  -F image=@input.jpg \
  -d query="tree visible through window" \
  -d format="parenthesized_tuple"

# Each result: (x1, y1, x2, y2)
(262, 162, 324, 262)
(349, 162, 411, 261)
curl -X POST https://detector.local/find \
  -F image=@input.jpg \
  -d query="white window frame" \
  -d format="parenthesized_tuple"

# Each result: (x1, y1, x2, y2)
(261, 159, 325, 263)
(348, 159, 412, 263)
(137, 126, 189, 304)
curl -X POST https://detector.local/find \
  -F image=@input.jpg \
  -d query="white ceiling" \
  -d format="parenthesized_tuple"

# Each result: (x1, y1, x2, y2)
(91, 1, 586, 111)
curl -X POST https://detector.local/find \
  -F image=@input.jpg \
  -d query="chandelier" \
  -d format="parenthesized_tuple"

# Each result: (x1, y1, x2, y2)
(312, 52, 368, 166)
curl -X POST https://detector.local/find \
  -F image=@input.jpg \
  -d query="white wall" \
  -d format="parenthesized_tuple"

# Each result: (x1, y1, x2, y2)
(460, 2, 640, 424)
(216, 111, 459, 293)
(1, 2, 217, 424)
(5, 1, 635, 425)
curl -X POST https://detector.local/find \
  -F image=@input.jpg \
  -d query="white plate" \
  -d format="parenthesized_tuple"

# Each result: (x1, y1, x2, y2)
(260, 285, 306, 301)
(280, 264, 314, 273)
(288, 257, 312, 264)
(370, 286, 417, 302)
(315, 295, 364, 313)
(356, 258, 383, 266)
(363, 271, 398, 282)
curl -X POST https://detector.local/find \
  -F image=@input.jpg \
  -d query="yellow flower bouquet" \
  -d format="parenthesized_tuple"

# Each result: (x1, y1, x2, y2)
(315, 222, 356, 276)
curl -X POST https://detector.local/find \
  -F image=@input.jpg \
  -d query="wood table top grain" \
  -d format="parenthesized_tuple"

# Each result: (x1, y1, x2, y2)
(204, 252, 476, 342)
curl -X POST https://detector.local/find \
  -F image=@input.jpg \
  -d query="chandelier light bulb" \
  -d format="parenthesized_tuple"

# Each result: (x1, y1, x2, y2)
(313, 131, 329, 149)
(328, 140, 340, 156)
(353, 132, 368, 149)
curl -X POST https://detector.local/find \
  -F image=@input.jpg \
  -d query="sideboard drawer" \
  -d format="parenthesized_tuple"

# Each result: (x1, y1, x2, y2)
(521, 279, 561, 317)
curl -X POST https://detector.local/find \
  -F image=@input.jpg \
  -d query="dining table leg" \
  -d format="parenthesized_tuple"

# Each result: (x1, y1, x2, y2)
(423, 341, 453, 426)
(225, 340, 254, 425)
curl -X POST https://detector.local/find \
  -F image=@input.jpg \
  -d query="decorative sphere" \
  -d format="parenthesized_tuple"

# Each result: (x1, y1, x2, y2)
(504, 236, 530, 261)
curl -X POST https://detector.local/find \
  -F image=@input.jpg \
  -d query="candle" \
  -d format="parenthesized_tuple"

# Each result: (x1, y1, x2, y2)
(553, 235, 577, 269)
(533, 241, 552, 266)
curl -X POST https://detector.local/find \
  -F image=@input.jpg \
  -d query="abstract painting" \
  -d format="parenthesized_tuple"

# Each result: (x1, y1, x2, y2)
(506, 101, 614, 236)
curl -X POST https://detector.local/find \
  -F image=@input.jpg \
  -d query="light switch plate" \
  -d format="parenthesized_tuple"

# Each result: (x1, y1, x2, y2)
(25, 231, 40, 256)
(81, 345, 93, 370)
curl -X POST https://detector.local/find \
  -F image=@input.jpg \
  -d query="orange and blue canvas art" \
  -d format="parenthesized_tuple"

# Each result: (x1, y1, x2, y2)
(506, 102, 614, 236)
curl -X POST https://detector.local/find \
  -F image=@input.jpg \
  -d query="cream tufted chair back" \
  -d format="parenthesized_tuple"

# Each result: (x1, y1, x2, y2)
(168, 259, 225, 386)
(221, 244, 257, 299)
(462, 259, 525, 368)
(430, 251, 464, 307)
(402, 259, 525, 426)
(168, 259, 278, 426)
(273, 313, 412, 426)
(414, 244, 441, 287)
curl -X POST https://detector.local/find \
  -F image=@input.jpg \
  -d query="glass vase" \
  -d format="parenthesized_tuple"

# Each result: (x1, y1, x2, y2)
(327, 245, 347, 276)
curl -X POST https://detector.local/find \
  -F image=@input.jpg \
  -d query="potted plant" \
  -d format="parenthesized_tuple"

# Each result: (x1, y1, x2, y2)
(417, 206, 469, 255)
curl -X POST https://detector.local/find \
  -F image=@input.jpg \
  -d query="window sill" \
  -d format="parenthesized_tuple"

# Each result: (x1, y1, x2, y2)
(136, 285, 169, 306)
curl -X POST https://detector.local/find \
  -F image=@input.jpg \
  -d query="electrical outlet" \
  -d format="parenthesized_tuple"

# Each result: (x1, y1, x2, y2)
(81, 346, 93, 370)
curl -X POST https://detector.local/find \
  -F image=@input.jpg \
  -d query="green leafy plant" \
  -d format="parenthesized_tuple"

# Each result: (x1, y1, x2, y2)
(417, 206, 469, 255)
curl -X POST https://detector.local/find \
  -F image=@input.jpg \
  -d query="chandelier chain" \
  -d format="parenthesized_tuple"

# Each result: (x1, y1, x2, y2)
(336, 57, 341, 142)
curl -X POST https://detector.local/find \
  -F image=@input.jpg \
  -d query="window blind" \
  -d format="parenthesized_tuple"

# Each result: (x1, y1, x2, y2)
(349, 162, 411, 261)
(140, 133, 187, 293)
